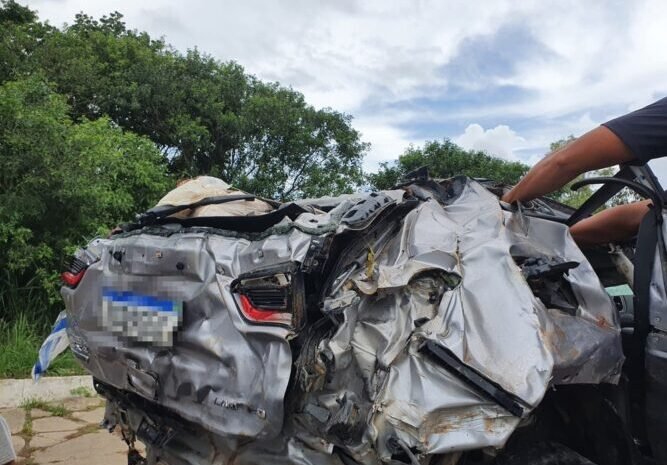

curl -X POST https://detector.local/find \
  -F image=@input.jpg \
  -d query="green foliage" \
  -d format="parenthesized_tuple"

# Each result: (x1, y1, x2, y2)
(369, 139, 529, 189)
(46, 351, 87, 377)
(0, 314, 40, 378)
(0, 2, 52, 83)
(0, 0, 35, 23)
(0, 77, 170, 319)
(0, 0, 366, 356)
(370, 135, 633, 211)
(0, 2, 366, 200)
(21, 415, 32, 437)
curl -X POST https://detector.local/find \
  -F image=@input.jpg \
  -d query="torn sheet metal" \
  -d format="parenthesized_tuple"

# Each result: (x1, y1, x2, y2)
(62, 177, 623, 464)
(63, 228, 314, 439)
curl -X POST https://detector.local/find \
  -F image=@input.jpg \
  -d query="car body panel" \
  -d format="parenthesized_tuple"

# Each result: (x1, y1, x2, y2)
(62, 177, 624, 464)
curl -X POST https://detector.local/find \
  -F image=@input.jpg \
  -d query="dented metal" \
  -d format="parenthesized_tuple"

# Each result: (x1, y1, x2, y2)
(63, 177, 623, 464)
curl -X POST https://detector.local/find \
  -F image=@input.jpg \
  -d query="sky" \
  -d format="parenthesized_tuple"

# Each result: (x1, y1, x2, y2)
(20, 0, 667, 181)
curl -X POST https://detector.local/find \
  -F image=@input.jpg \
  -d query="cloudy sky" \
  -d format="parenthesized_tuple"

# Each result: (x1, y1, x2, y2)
(21, 0, 667, 179)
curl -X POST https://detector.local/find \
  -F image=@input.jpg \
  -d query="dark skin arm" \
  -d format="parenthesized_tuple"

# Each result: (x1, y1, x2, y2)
(502, 126, 646, 246)
(502, 126, 635, 204)
(569, 200, 651, 246)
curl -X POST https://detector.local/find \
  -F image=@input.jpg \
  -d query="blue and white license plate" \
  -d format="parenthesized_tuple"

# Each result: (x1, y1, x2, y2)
(101, 289, 182, 346)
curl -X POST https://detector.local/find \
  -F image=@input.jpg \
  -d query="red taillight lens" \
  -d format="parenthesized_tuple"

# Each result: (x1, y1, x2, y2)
(232, 268, 304, 328)
(61, 270, 85, 287)
(238, 294, 293, 325)
(62, 255, 90, 288)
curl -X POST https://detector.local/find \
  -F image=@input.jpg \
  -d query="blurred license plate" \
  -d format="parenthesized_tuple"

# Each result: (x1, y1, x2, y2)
(101, 289, 182, 346)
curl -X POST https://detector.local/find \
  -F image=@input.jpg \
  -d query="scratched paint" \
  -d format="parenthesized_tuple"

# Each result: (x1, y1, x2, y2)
(62, 177, 623, 464)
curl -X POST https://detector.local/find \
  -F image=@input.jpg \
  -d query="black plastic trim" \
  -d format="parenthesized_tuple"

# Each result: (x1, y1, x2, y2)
(420, 340, 526, 417)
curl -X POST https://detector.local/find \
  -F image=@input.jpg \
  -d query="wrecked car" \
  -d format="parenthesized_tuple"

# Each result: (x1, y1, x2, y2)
(58, 165, 667, 465)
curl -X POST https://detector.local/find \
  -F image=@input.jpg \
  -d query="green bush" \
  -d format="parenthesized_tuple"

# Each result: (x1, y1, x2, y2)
(0, 1, 366, 200)
(0, 77, 172, 332)
(0, 0, 367, 355)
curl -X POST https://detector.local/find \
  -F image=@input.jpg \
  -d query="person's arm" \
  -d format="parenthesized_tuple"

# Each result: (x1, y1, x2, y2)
(502, 126, 635, 204)
(569, 199, 652, 246)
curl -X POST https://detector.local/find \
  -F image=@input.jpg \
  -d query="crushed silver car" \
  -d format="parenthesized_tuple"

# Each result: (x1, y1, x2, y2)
(60, 173, 636, 465)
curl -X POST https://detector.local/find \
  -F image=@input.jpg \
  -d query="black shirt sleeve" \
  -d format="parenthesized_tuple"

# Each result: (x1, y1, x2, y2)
(602, 97, 667, 163)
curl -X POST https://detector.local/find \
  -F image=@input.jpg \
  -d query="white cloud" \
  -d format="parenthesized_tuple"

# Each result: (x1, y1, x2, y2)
(21, 0, 667, 175)
(452, 1, 667, 122)
(454, 124, 525, 160)
(355, 117, 424, 171)
(26, 0, 536, 112)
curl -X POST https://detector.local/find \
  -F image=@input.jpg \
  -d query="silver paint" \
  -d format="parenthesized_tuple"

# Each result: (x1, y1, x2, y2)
(64, 178, 623, 464)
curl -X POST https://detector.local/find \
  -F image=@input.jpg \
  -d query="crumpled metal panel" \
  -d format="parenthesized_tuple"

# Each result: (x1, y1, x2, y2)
(64, 228, 314, 439)
(63, 177, 623, 465)
(317, 179, 622, 460)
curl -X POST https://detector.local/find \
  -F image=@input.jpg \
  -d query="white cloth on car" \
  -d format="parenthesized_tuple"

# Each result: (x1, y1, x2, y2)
(157, 176, 274, 218)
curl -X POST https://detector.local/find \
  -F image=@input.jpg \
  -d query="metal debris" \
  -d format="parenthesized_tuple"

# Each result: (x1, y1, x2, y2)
(62, 177, 623, 464)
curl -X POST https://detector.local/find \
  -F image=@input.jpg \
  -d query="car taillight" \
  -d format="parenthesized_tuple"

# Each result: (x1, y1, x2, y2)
(61, 270, 85, 287)
(239, 294, 292, 325)
(62, 256, 89, 288)
(232, 267, 304, 328)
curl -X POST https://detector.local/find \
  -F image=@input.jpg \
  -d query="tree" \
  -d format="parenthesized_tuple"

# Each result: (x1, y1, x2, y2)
(0, 0, 368, 334)
(0, 0, 35, 23)
(0, 2, 366, 200)
(0, 77, 171, 323)
(369, 139, 529, 189)
(0, 1, 53, 83)
(369, 136, 635, 210)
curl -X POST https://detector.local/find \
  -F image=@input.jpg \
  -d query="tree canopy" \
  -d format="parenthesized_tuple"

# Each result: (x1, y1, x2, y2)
(369, 137, 618, 210)
(369, 139, 529, 189)
(1, 0, 609, 333)
(0, 0, 367, 327)
(0, 1, 366, 200)
(0, 77, 171, 319)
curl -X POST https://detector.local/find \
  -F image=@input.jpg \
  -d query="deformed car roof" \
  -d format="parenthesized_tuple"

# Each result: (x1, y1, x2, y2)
(62, 176, 623, 465)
